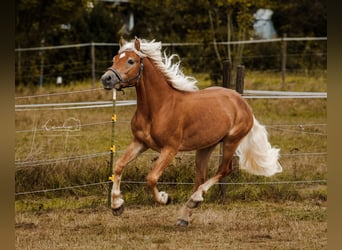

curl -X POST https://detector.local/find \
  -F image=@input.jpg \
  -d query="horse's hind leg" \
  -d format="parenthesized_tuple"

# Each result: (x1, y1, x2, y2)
(191, 140, 238, 204)
(177, 138, 239, 226)
(176, 145, 216, 226)
(191, 145, 216, 207)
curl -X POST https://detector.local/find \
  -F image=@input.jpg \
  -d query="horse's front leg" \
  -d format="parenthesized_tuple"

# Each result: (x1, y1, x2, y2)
(146, 147, 177, 205)
(111, 139, 147, 216)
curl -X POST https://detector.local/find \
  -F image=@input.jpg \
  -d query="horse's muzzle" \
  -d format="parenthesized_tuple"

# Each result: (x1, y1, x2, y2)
(101, 71, 122, 91)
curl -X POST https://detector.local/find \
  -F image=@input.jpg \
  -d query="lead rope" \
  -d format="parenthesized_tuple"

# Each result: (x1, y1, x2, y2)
(107, 89, 117, 207)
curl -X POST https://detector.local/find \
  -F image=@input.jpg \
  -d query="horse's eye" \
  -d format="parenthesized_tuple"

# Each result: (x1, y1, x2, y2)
(128, 59, 135, 65)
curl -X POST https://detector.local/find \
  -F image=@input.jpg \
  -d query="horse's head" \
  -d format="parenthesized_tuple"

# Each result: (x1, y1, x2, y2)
(101, 37, 144, 91)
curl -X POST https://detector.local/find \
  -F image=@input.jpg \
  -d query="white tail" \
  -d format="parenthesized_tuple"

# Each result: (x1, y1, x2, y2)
(236, 116, 282, 176)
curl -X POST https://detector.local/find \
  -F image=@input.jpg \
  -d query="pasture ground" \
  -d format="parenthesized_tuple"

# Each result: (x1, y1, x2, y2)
(15, 197, 327, 250)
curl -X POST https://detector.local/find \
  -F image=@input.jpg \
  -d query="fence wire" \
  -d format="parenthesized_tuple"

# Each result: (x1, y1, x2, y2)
(15, 75, 327, 197)
(15, 179, 327, 196)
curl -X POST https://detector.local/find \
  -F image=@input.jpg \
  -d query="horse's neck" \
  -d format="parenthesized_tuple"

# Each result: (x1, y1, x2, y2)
(135, 59, 175, 117)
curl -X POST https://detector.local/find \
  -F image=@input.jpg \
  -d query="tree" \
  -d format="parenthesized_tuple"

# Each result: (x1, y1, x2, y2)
(15, 0, 87, 47)
(271, 0, 327, 37)
(15, 0, 126, 85)
(15, 0, 327, 85)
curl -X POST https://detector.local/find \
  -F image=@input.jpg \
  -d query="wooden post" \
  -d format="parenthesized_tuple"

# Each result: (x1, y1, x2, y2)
(91, 42, 96, 88)
(235, 65, 245, 94)
(281, 33, 287, 89)
(17, 45, 22, 85)
(219, 64, 245, 202)
(222, 60, 232, 88)
(219, 60, 233, 202)
(39, 39, 45, 88)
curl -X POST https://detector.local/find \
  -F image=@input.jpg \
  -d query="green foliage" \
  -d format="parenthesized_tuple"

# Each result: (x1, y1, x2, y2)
(15, 0, 85, 47)
(271, 0, 327, 37)
(15, 0, 327, 85)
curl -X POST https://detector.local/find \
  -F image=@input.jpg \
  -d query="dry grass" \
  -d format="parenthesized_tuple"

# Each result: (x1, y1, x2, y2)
(15, 200, 327, 250)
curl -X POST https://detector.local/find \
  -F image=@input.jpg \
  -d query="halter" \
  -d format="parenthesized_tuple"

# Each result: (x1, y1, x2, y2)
(107, 58, 144, 91)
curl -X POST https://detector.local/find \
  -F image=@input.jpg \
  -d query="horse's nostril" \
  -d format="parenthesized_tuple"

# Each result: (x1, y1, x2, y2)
(107, 75, 112, 81)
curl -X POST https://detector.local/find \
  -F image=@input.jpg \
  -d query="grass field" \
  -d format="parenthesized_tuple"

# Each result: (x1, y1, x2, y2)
(15, 198, 327, 249)
(15, 70, 327, 249)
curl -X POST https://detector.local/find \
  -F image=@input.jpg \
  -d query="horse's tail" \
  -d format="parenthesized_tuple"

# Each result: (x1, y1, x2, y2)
(236, 116, 282, 177)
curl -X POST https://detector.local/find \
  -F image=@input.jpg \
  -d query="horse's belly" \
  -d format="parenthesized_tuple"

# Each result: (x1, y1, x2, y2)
(179, 127, 227, 151)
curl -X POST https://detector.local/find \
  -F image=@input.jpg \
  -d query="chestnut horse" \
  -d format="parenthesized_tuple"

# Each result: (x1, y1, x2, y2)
(101, 37, 282, 226)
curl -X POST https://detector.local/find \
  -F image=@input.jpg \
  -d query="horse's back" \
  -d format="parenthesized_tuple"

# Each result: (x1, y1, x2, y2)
(201, 86, 254, 129)
(188, 86, 251, 115)
(202, 86, 243, 99)
(175, 86, 253, 150)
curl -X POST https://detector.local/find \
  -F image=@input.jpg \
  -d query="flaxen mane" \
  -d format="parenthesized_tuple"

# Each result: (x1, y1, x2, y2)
(119, 39, 199, 92)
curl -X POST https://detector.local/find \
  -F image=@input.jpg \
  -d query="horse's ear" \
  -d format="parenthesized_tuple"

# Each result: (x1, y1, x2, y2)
(119, 36, 126, 48)
(134, 36, 141, 51)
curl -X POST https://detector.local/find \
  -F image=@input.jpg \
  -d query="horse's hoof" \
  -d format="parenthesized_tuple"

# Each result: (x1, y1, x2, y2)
(158, 191, 171, 205)
(187, 199, 201, 209)
(176, 219, 189, 227)
(112, 205, 124, 216)
(166, 195, 172, 205)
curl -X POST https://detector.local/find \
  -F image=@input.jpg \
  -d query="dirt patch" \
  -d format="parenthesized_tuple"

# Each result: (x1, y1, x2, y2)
(15, 222, 37, 230)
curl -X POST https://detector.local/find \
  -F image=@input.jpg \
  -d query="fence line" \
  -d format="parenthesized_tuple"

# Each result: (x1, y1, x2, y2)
(243, 90, 327, 96)
(15, 122, 327, 134)
(266, 126, 327, 136)
(15, 151, 327, 169)
(15, 88, 103, 99)
(15, 37, 327, 52)
(15, 90, 327, 112)
(15, 43, 93, 52)
(15, 88, 327, 101)
(15, 95, 326, 112)
(267, 123, 327, 127)
(15, 179, 327, 196)
(15, 100, 137, 111)
(15, 121, 326, 137)
(15, 152, 110, 168)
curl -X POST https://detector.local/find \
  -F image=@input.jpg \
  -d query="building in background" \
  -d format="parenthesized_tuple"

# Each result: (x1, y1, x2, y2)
(253, 8, 277, 39)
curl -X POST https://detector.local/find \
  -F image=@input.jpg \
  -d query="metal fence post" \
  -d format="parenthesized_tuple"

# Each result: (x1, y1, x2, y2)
(107, 89, 117, 207)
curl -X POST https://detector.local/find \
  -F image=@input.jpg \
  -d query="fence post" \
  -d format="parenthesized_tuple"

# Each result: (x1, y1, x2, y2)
(219, 64, 245, 202)
(222, 60, 232, 88)
(219, 60, 234, 202)
(91, 42, 96, 88)
(235, 65, 245, 178)
(107, 89, 117, 207)
(281, 33, 287, 89)
(39, 39, 45, 88)
(235, 65, 245, 94)
(17, 45, 22, 85)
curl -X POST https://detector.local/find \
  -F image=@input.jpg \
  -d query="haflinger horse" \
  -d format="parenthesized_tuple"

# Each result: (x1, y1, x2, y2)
(101, 37, 282, 226)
